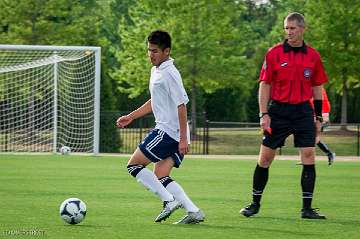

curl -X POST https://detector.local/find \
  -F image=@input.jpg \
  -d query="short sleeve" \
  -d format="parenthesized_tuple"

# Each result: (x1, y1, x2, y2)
(259, 52, 273, 83)
(312, 54, 328, 86)
(167, 69, 189, 106)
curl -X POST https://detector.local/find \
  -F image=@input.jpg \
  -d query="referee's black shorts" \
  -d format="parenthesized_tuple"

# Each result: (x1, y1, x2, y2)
(262, 101, 316, 149)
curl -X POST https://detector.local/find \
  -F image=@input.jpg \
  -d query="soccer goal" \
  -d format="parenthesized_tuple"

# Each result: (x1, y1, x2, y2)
(0, 45, 100, 155)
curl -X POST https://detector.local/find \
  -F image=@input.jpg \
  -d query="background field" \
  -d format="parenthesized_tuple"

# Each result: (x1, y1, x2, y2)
(0, 155, 359, 239)
(208, 128, 359, 156)
(115, 125, 360, 156)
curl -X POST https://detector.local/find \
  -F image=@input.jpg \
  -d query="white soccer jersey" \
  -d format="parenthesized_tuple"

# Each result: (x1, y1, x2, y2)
(149, 58, 190, 142)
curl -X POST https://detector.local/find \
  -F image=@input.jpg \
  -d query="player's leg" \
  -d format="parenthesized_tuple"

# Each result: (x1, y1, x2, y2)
(316, 140, 335, 165)
(155, 158, 204, 224)
(317, 140, 331, 154)
(293, 100, 325, 219)
(299, 147, 325, 219)
(240, 145, 276, 217)
(317, 120, 335, 165)
(299, 147, 316, 211)
(295, 103, 326, 219)
(136, 129, 190, 222)
(127, 148, 175, 202)
(126, 129, 182, 223)
(140, 158, 180, 223)
(254, 145, 276, 202)
(240, 101, 291, 217)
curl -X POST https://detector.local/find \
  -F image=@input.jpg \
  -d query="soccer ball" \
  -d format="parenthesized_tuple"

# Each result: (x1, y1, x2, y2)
(60, 146, 71, 155)
(59, 198, 87, 225)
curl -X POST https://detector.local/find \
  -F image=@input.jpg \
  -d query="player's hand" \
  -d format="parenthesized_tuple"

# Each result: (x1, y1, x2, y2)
(260, 114, 271, 133)
(322, 113, 330, 124)
(178, 138, 189, 155)
(116, 114, 133, 128)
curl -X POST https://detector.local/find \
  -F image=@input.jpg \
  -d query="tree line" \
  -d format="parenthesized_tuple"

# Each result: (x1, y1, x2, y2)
(1, 0, 359, 152)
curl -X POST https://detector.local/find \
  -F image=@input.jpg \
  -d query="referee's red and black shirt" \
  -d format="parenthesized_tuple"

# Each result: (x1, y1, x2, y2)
(259, 40, 328, 104)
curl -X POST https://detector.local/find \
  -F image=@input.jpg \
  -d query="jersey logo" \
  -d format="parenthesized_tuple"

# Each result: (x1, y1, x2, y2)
(304, 68, 312, 78)
(280, 62, 288, 67)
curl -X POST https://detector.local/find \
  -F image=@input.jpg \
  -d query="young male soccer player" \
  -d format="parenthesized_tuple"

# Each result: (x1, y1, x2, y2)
(116, 30, 204, 224)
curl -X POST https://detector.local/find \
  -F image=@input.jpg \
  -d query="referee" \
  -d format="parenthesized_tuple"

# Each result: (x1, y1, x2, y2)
(240, 12, 328, 219)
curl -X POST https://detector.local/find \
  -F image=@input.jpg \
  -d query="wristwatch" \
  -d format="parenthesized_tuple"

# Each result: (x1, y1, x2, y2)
(259, 112, 269, 118)
(316, 116, 323, 123)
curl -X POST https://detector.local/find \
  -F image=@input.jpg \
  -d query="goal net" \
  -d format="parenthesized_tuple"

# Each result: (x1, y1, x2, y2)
(0, 45, 100, 154)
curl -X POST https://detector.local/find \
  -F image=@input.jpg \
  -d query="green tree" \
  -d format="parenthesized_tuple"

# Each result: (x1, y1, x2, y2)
(305, 0, 360, 128)
(113, 0, 255, 131)
(0, 0, 100, 45)
(97, 0, 139, 152)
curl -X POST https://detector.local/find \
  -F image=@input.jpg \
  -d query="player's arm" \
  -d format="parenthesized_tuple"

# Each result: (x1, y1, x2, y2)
(258, 81, 271, 131)
(116, 99, 152, 128)
(178, 103, 189, 155)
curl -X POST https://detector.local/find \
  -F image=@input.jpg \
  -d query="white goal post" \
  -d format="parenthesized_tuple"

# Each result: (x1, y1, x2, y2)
(0, 45, 100, 155)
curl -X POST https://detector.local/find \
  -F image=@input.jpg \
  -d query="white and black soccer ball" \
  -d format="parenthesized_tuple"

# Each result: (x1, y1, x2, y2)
(60, 146, 71, 155)
(59, 198, 87, 225)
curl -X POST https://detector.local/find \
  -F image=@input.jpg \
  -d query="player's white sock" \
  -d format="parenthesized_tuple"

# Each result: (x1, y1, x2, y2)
(135, 167, 174, 202)
(160, 176, 199, 212)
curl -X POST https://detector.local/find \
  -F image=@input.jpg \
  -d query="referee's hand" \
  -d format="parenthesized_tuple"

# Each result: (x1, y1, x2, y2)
(260, 114, 271, 132)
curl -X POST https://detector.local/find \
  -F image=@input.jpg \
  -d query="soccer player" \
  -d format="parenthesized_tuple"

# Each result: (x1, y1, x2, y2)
(116, 30, 204, 224)
(239, 12, 328, 219)
(312, 88, 335, 165)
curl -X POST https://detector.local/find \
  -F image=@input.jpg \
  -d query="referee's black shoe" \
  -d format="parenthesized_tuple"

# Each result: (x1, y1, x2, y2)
(301, 208, 326, 219)
(239, 202, 260, 217)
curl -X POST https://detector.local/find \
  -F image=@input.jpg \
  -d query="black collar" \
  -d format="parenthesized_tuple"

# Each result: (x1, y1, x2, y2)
(283, 39, 307, 53)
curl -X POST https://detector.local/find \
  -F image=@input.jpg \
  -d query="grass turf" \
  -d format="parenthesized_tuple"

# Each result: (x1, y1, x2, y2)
(0, 154, 359, 239)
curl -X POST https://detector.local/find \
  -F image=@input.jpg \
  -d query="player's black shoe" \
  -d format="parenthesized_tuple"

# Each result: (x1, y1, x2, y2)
(239, 202, 260, 217)
(327, 152, 335, 166)
(301, 208, 326, 219)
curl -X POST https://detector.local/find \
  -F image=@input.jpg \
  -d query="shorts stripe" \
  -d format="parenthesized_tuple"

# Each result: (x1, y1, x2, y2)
(173, 153, 181, 164)
(144, 147, 162, 161)
(145, 132, 162, 149)
(148, 131, 164, 150)
(147, 130, 165, 150)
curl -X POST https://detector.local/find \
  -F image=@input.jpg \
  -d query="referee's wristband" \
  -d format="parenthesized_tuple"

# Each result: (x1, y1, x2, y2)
(313, 100, 323, 117)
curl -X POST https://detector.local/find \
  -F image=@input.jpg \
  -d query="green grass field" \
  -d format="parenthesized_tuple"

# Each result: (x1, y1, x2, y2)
(1, 155, 359, 239)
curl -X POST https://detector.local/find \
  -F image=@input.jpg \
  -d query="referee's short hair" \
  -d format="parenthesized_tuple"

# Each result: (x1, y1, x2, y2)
(285, 12, 305, 28)
(148, 30, 171, 50)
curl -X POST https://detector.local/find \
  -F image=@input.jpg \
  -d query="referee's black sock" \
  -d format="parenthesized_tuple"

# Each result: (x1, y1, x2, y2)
(252, 164, 269, 205)
(317, 140, 332, 155)
(301, 164, 316, 209)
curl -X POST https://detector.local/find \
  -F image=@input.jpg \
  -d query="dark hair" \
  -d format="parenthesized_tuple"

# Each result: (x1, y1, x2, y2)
(285, 12, 305, 27)
(147, 30, 171, 50)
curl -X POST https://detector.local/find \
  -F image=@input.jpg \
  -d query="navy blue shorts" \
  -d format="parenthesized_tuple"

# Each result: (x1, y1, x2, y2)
(138, 129, 184, 168)
(262, 101, 316, 149)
